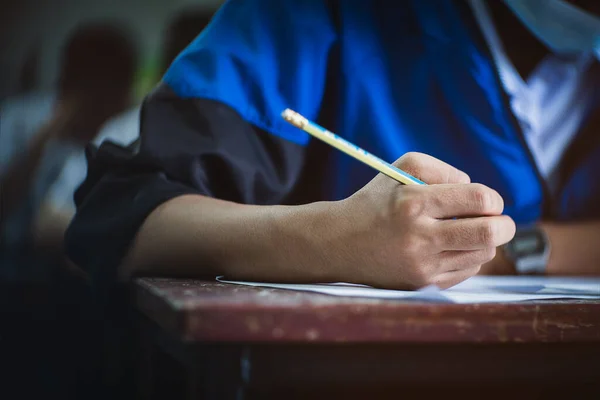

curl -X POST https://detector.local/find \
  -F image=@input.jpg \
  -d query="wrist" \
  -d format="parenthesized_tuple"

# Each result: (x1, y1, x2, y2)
(503, 225, 550, 275)
(269, 200, 348, 283)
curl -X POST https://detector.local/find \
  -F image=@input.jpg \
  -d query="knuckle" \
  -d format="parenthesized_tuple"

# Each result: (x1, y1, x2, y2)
(398, 151, 421, 165)
(429, 228, 445, 251)
(398, 194, 425, 219)
(471, 184, 496, 214)
(403, 234, 424, 256)
(430, 188, 447, 210)
(477, 221, 497, 247)
(396, 152, 425, 173)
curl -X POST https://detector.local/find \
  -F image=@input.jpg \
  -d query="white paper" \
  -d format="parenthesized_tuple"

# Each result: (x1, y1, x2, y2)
(217, 276, 600, 304)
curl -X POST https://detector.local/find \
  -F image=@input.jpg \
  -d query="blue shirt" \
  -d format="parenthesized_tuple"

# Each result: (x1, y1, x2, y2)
(65, 0, 600, 293)
(165, 0, 596, 224)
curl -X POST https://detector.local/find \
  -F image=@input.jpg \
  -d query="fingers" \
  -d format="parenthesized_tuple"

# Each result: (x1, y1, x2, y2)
(393, 152, 470, 185)
(439, 248, 497, 272)
(402, 249, 495, 290)
(421, 183, 505, 218)
(433, 265, 482, 289)
(435, 215, 516, 251)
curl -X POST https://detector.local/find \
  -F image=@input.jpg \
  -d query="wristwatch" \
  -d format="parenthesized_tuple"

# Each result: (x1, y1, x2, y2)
(503, 226, 550, 275)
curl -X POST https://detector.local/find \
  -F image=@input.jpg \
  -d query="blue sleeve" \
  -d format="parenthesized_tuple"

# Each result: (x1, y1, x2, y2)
(162, 0, 336, 146)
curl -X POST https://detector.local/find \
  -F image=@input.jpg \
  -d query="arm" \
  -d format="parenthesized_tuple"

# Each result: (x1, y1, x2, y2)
(66, 0, 514, 289)
(544, 222, 600, 275)
(66, 0, 337, 285)
(120, 194, 342, 282)
(66, 85, 311, 284)
(119, 150, 515, 288)
(67, 85, 514, 289)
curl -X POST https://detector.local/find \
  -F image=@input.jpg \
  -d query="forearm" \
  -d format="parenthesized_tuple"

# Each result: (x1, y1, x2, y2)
(542, 221, 600, 276)
(120, 194, 344, 282)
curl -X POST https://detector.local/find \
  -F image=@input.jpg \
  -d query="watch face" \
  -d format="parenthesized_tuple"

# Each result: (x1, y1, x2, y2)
(508, 229, 547, 258)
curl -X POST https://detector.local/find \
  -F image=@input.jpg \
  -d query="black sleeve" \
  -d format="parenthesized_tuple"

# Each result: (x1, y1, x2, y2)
(65, 83, 307, 287)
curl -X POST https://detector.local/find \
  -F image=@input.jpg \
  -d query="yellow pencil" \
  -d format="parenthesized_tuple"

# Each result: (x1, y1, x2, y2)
(281, 109, 426, 186)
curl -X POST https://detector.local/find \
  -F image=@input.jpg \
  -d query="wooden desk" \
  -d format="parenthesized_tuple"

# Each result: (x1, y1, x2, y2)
(133, 278, 600, 400)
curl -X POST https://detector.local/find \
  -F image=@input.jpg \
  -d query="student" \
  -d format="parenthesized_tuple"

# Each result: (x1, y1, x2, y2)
(66, 0, 600, 291)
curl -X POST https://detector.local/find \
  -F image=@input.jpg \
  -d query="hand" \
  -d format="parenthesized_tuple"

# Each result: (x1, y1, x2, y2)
(331, 152, 516, 289)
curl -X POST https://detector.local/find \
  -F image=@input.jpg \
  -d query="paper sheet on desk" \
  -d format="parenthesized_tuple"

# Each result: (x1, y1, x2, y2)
(217, 276, 600, 304)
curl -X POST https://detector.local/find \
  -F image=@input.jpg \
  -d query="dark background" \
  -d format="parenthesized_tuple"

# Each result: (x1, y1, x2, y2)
(0, 0, 222, 101)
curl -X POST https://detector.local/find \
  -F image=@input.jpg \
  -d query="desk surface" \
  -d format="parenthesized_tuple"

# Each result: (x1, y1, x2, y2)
(134, 278, 600, 344)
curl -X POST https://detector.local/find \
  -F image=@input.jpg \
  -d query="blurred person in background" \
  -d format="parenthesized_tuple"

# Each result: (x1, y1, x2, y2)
(52, 10, 216, 397)
(0, 22, 136, 278)
(37, 9, 214, 276)
(0, 20, 136, 400)
(94, 8, 215, 154)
